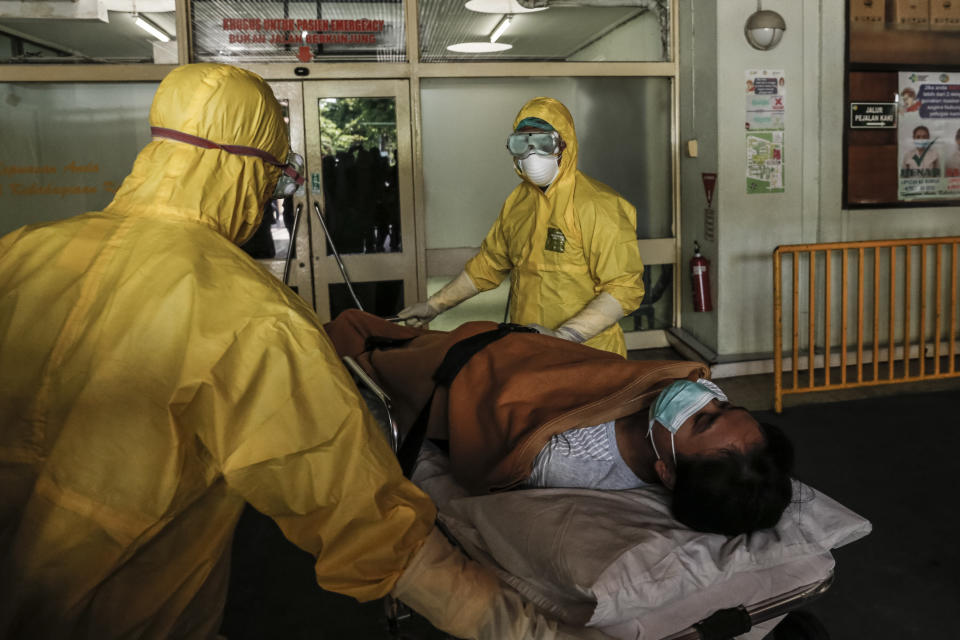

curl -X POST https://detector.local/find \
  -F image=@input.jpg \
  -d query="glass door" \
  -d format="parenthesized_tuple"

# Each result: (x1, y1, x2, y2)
(303, 80, 417, 322)
(241, 81, 314, 306)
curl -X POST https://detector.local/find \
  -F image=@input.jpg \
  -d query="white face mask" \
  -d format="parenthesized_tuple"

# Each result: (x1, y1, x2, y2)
(518, 153, 560, 187)
(647, 378, 728, 463)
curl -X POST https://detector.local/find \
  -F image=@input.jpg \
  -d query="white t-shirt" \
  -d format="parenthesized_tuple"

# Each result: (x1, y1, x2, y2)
(526, 420, 647, 490)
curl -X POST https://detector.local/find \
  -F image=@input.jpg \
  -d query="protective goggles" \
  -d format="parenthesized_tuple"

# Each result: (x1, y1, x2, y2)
(272, 151, 305, 198)
(150, 126, 305, 198)
(505, 130, 561, 159)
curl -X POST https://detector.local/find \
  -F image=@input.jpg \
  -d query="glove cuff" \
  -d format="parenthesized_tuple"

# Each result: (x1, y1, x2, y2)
(428, 270, 479, 312)
(558, 292, 624, 343)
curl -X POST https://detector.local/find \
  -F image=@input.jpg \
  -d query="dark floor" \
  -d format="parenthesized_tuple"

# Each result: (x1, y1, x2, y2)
(752, 389, 960, 639)
(220, 378, 960, 639)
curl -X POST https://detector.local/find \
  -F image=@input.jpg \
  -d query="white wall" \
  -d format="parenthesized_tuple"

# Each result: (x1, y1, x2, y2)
(677, 0, 719, 352)
(712, 0, 807, 358)
(679, 0, 960, 360)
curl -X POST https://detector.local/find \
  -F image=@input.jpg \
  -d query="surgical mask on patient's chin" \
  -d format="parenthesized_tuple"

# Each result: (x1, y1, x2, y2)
(518, 154, 560, 187)
(647, 379, 728, 463)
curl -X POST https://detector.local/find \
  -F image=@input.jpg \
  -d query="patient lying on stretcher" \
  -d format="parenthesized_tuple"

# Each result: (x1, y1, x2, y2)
(525, 380, 794, 537)
(325, 309, 794, 537)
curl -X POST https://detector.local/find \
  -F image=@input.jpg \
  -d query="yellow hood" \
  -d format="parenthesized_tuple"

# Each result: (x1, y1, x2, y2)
(512, 96, 579, 191)
(105, 63, 289, 245)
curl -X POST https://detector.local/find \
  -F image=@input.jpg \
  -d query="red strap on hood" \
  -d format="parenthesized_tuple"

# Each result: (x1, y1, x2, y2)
(151, 126, 304, 185)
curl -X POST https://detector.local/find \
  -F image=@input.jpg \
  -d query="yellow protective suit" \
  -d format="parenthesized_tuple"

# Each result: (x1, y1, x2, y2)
(464, 97, 645, 357)
(0, 63, 435, 639)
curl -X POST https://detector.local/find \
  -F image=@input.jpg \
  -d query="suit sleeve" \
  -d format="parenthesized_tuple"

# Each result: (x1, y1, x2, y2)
(582, 195, 645, 315)
(189, 318, 437, 602)
(464, 201, 515, 292)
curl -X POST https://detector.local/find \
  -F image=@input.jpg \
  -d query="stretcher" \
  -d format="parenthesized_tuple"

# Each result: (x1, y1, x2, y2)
(342, 356, 871, 640)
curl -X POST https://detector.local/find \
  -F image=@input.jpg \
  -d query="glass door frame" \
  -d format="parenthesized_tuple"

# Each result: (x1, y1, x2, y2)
(302, 79, 418, 322)
(264, 81, 314, 306)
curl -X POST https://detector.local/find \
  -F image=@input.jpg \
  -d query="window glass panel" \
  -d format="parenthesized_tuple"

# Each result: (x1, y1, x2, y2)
(419, 0, 668, 62)
(239, 195, 299, 275)
(0, 82, 157, 237)
(318, 96, 401, 255)
(191, 0, 404, 63)
(0, 32, 13, 58)
(619, 263, 672, 332)
(420, 76, 672, 252)
(0, 4, 177, 63)
(421, 77, 673, 332)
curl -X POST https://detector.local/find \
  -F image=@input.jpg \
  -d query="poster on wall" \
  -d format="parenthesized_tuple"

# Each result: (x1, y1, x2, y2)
(897, 71, 960, 200)
(745, 69, 785, 194)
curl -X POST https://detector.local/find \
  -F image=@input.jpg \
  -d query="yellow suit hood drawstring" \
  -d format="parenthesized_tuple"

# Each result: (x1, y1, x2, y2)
(105, 63, 289, 245)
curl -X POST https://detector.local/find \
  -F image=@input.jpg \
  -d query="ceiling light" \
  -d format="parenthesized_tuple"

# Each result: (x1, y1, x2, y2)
(134, 14, 171, 42)
(489, 15, 512, 43)
(446, 42, 513, 53)
(465, 0, 546, 13)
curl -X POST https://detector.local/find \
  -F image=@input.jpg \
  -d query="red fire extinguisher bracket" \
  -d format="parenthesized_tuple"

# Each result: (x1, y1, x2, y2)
(690, 241, 713, 313)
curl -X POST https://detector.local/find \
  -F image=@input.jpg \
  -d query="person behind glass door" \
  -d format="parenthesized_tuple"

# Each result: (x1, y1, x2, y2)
(397, 96, 645, 357)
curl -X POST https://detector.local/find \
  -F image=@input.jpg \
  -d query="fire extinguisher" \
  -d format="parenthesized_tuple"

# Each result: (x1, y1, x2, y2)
(690, 241, 713, 312)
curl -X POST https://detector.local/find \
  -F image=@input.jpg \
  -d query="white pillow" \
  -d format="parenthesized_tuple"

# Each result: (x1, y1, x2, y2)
(412, 444, 872, 637)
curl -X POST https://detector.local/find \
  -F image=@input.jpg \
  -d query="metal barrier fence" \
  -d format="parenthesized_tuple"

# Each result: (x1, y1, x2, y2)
(773, 237, 960, 412)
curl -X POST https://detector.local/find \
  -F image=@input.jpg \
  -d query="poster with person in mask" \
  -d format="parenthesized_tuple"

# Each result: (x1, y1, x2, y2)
(897, 71, 960, 199)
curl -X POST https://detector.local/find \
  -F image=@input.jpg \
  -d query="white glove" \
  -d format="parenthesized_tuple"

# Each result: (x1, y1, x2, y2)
(396, 300, 442, 327)
(527, 292, 625, 344)
(526, 324, 584, 343)
(397, 271, 478, 327)
(392, 528, 612, 640)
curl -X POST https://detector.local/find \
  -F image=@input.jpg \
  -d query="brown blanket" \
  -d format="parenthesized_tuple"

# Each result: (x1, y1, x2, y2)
(325, 310, 708, 494)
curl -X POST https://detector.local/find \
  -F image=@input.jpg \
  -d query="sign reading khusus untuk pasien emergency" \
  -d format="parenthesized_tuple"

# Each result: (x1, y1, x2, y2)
(221, 18, 384, 46)
(190, 0, 403, 62)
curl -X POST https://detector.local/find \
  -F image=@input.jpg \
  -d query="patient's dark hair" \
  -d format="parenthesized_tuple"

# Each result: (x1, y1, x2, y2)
(671, 422, 794, 536)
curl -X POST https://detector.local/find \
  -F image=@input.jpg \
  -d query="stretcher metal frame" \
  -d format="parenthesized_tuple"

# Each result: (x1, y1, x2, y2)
(342, 355, 834, 640)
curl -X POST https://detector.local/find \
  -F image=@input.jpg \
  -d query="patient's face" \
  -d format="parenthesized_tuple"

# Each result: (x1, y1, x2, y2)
(666, 400, 763, 458)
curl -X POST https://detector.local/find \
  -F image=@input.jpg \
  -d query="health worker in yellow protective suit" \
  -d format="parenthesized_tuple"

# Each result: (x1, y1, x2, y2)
(398, 97, 645, 357)
(0, 64, 609, 640)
